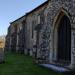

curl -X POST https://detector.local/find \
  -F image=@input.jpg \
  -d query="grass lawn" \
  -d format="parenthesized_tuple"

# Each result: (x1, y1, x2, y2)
(0, 53, 63, 75)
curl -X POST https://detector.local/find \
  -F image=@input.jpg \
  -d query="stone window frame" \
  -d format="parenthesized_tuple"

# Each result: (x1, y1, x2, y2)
(37, 14, 41, 24)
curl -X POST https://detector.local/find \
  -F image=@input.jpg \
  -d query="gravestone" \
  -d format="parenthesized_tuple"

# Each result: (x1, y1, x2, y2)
(0, 48, 4, 63)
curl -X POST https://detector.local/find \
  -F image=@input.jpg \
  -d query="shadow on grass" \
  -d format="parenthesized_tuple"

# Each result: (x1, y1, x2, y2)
(62, 71, 75, 75)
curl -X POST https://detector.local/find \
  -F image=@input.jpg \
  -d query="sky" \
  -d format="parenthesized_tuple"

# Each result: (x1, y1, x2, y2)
(0, 0, 47, 36)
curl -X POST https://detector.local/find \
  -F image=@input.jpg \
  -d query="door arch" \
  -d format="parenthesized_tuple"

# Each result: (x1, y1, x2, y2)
(53, 10, 71, 64)
(57, 15, 71, 62)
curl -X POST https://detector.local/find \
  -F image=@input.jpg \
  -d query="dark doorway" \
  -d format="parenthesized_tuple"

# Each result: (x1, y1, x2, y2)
(57, 15, 71, 63)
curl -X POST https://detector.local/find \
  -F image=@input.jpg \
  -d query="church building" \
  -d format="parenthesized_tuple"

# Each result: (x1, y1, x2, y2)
(5, 0, 75, 69)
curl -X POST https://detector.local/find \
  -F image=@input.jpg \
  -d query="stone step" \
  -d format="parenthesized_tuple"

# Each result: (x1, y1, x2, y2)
(39, 64, 70, 72)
